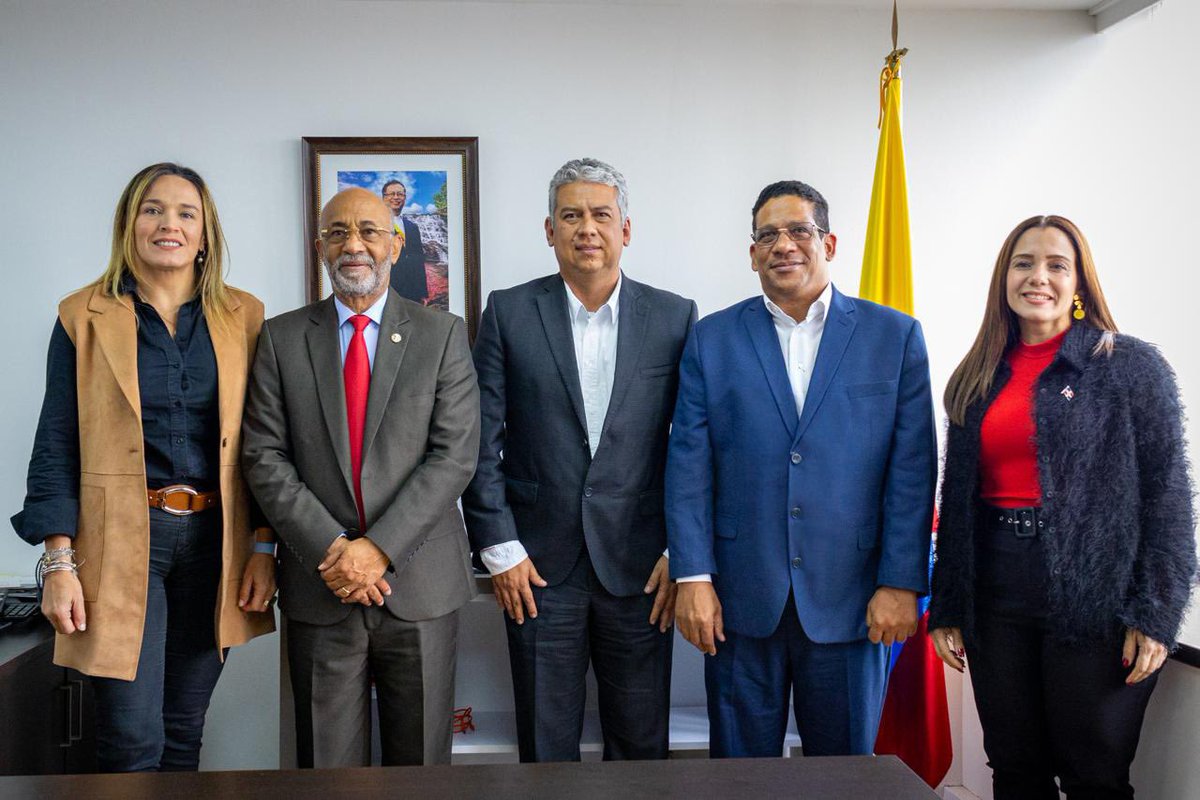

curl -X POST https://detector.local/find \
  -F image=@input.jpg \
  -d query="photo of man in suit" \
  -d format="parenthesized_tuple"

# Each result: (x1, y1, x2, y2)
(242, 187, 479, 767)
(666, 180, 936, 758)
(382, 179, 429, 304)
(463, 158, 697, 762)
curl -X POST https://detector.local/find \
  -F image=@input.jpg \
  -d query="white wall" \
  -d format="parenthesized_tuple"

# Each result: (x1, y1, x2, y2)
(1, 0, 1195, 786)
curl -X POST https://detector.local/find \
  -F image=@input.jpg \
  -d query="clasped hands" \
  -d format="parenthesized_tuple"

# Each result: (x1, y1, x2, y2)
(318, 535, 392, 606)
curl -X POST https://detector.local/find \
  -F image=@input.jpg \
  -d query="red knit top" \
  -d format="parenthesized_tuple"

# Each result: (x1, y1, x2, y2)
(978, 330, 1066, 508)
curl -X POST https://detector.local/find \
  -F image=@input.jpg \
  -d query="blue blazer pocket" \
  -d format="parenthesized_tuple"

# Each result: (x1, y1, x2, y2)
(638, 489, 664, 516)
(846, 380, 897, 399)
(856, 522, 881, 550)
(714, 512, 738, 540)
(504, 476, 539, 506)
(640, 363, 677, 378)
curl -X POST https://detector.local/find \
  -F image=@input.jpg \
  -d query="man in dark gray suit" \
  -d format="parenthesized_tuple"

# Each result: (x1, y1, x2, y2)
(463, 158, 697, 761)
(242, 187, 479, 768)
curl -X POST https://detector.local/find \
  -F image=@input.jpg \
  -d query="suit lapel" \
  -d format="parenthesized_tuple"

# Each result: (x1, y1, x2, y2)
(306, 297, 355, 499)
(535, 276, 588, 432)
(208, 291, 245, 449)
(87, 287, 142, 421)
(362, 290, 411, 460)
(744, 301, 799, 437)
(795, 287, 856, 441)
(599, 276, 646, 442)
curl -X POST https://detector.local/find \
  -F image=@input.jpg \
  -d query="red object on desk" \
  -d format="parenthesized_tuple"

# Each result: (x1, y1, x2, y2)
(452, 706, 475, 734)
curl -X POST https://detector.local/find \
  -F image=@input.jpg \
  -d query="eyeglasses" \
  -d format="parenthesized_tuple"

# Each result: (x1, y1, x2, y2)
(319, 226, 393, 245)
(751, 223, 825, 248)
(382, 190, 405, 199)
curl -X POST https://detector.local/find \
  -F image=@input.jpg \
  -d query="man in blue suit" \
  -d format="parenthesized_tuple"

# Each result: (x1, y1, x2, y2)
(666, 180, 936, 758)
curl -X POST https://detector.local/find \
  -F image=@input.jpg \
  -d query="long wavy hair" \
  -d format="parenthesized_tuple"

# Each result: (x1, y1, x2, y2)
(97, 163, 233, 326)
(944, 215, 1118, 425)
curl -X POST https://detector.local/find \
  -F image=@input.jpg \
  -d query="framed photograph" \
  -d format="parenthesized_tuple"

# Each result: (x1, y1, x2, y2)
(302, 136, 481, 341)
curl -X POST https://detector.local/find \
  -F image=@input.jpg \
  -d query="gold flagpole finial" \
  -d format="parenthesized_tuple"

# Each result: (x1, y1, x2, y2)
(878, 1, 908, 128)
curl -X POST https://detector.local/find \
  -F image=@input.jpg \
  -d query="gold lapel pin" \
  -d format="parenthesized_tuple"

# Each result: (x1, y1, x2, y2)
(391, 333, 402, 343)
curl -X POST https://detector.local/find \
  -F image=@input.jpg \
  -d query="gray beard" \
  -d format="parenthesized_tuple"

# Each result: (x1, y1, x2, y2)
(324, 253, 390, 298)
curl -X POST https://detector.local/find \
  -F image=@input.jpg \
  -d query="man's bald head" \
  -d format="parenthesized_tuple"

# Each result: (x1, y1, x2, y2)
(320, 187, 393, 230)
(315, 187, 401, 307)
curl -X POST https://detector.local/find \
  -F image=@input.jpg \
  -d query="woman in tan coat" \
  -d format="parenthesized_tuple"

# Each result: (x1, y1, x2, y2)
(12, 163, 276, 772)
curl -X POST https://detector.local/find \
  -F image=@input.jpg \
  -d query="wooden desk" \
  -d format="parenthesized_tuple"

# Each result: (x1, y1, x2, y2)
(0, 755, 937, 799)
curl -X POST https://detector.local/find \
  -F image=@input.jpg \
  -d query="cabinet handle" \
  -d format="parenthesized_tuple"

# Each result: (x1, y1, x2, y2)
(69, 679, 83, 743)
(58, 684, 71, 748)
(59, 680, 83, 746)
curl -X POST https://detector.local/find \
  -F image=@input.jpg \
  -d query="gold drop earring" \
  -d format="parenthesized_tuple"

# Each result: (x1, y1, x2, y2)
(1072, 293, 1085, 320)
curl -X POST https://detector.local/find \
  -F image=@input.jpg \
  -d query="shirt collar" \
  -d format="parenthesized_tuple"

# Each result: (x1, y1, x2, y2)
(119, 271, 202, 310)
(334, 290, 388, 329)
(564, 272, 622, 324)
(763, 281, 832, 327)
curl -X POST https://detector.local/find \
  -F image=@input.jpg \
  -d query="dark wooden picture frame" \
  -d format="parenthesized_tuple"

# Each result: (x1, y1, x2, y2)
(302, 136, 481, 342)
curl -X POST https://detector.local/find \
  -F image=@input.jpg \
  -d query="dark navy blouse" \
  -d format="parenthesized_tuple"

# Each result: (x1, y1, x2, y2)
(12, 278, 219, 544)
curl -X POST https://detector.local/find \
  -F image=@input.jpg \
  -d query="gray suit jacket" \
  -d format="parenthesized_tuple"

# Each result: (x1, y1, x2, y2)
(242, 289, 479, 626)
(462, 273, 696, 597)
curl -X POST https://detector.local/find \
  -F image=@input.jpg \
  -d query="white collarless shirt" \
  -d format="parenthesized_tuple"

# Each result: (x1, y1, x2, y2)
(566, 273, 621, 457)
(676, 282, 833, 585)
(479, 276, 623, 576)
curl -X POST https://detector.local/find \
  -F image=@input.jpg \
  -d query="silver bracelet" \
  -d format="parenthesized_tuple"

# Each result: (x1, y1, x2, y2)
(37, 548, 81, 585)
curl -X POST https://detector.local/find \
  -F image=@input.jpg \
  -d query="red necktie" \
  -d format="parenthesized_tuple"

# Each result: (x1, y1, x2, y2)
(344, 314, 371, 532)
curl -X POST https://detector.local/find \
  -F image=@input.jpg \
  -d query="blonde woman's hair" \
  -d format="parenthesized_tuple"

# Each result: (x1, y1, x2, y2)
(97, 163, 233, 326)
(944, 215, 1118, 426)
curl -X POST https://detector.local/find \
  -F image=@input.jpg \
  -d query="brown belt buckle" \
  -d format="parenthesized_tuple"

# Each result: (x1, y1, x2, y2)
(156, 484, 199, 516)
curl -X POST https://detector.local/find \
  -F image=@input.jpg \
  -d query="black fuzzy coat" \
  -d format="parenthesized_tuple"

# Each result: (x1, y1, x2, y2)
(929, 323, 1197, 649)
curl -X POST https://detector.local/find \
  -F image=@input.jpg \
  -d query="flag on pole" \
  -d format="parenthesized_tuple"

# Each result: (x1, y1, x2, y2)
(863, 7, 953, 789)
(859, 50, 913, 313)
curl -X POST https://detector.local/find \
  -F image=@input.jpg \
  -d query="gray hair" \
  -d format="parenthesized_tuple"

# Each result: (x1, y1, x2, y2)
(548, 157, 629, 224)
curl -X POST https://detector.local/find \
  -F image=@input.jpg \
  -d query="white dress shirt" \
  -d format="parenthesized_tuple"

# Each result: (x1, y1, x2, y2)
(479, 276, 623, 576)
(333, 292, 388, 371)
(677, 282, 833, 584)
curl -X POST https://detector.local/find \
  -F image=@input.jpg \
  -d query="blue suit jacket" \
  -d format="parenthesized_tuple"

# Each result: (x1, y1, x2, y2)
(665, 287, 936, 642)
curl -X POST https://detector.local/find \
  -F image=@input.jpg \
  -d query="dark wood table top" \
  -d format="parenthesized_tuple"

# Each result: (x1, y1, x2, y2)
(0, 755, 937, 799)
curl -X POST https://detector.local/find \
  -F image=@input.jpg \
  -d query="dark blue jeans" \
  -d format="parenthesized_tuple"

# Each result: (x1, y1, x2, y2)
(90, 507, 226, 772)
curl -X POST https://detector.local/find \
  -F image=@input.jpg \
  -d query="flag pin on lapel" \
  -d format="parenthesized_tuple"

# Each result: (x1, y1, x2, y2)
(391, 333, 402, 343)
(1060, 385, 1074, 401)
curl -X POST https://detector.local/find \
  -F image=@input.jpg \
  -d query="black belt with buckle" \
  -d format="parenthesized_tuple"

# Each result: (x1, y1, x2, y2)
(983, 504, 1044, 538)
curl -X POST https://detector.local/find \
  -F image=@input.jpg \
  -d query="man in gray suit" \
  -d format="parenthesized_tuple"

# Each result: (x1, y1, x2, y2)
(242, 187, 479, 768)
(463, 158, 697, 761)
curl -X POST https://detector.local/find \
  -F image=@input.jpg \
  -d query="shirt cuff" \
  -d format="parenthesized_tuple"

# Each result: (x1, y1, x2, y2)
(480, 540, 529, 575)
(677, 574, 712, 583)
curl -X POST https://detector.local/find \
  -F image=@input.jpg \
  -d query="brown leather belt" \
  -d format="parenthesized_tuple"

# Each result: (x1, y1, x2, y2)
(147, 485, 220, 516)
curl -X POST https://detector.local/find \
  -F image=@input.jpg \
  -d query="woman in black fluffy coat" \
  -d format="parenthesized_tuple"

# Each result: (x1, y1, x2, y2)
(928, 215, 1195, 800)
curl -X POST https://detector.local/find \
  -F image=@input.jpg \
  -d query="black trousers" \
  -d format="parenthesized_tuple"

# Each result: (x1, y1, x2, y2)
(967, 507, 1157, 800)
(505, 547, 672, 762)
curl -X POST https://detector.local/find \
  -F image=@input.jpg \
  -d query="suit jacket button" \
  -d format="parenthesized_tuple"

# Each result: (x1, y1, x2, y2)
(790, 507, 800, 519)
(791, 453, 802, 464)
(584, 487, 593, 498)
(791, 557, 802, 568)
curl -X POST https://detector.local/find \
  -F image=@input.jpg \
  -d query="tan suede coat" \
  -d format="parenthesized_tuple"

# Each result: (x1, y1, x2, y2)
(55, 283, 274, 680)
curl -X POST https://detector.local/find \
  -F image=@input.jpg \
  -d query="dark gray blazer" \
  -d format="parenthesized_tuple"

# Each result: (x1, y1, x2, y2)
(242, 289, 480, 626)
(463, 273, 697, 597)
